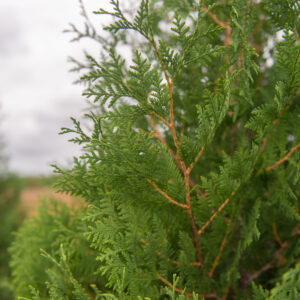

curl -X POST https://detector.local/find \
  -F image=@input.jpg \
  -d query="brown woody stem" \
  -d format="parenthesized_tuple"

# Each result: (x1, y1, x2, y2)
(147, 115, 207, 198)
(203, 6, 231, 45)
(272, 222, 283, 246)
(209, 218, 232, 277)
(149, 110, 170, 127)
(149, 24, 207, 271)
(266, 142, 300, 172)
(197, 192, 235, 236)
(146, 179, 188, 209)
(184, 173, 203, 264)
(245, 222, 300, 287)
(156, 273, 217, 299)
(141, 238, 201, 267)
(186, 146, 205, 175)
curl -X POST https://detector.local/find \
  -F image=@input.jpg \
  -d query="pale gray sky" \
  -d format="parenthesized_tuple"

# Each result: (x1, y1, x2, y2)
(0, 0, 113, 175)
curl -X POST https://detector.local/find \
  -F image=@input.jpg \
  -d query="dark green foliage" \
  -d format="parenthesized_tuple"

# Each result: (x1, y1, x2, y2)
(10, 0, 300, 299)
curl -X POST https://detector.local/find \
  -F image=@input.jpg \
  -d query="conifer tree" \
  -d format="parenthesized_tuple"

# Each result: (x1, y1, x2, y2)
(10, 0, 300, 299)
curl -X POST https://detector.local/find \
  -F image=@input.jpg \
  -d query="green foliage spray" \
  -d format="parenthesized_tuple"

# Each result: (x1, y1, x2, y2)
(10, 0, 300, 299)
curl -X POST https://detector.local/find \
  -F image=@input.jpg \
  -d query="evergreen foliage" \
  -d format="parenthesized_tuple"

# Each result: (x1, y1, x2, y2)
(0, 115, 21, 299)
(0, 174, 22, 300)
(10, 0, 300, 299)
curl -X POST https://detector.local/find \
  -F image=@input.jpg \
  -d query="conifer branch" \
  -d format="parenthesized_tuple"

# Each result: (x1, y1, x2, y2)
(148, 37, 170, 84)
(156, 273, 217, 299)
(197, 192, 235, 236)
(148, 28, 180, 156)
(146, 179, 188, 209)
(294, 27, 300, 43)
(147, 115, 170, 148)
(148, 37, 180, 156)
(150, 110, 205, 266)
(244, 240, 289, 287)
(209, 218, 232, 277)
(184, 174, 203, 264)
(140, 238, 179, 266)
(266, 142, 300, 172)
(220, 287, 230, 300)
(140, 238, 201, 267)
(292, 221, 300, 236)
(202, 6, 227, 28)
(179, 120, 185, 144)
(168, 81, 180, 154)
(203, 6, 231, 45)
(272, 222, 283, 246)
(190, 179, 207, 198)
(145, 116, 207, 198)
(259, 137, 267, 154)
(244, 222, 300, 287)
(186, 146, 205, 175)
(147, 115, 179, 167)
(244, 258, 277, 288)
(149, 110, 170, 127)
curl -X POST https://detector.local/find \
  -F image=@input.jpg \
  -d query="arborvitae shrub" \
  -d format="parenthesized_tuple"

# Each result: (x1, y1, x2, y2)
(10, 0, 300, 299)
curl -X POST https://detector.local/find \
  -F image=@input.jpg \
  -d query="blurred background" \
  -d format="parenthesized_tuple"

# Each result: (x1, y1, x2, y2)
(0, 0, 112, 175)
(0, 0, 114, 297)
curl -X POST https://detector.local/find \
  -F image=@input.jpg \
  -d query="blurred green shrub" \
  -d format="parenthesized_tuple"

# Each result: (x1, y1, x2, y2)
(0, 174, 22, 299)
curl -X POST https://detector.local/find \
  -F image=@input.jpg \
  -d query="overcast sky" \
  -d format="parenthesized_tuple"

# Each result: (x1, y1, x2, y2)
(0, 0, 114, 175)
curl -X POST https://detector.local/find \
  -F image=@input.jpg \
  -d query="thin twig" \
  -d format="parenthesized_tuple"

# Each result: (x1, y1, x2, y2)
(294, 27, 300, 43)
(202, 6, 231, 45)
(150, 35, 203, 267)
(141, 238, 179, 265)
(141, 238, 201, 267)
(149, 109, 170, 127)
(179, 120, 185, 144)
(272, 222, 283, 246)
(148, 8, 206, 271)
(197, 192, 235, 236)
(220, 286, 230, 300)
(292, 222, 300, 236)
(168, 81, 181, 155)
(149, 38, 180, 156)
(147, 115, 169, 147)
(266, 142, 300, 172)
(146, 179, 188, 209)
(259, 137, 267, 154)
(190, 179, 207, 198)
(245, 222, 300, 287)
(203, 6, 228, 28)
(156, 273, 217, 299)
(245, 258, 277, 286)
(209, 218, 232, 277)
(146, 117, 207, 200)
(245, 239, 289, 287)
(146, 116, 207, 198)
(184, 174, 203, 264)
(186, 146, 205, 175)
(149, 38, 170, 84)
